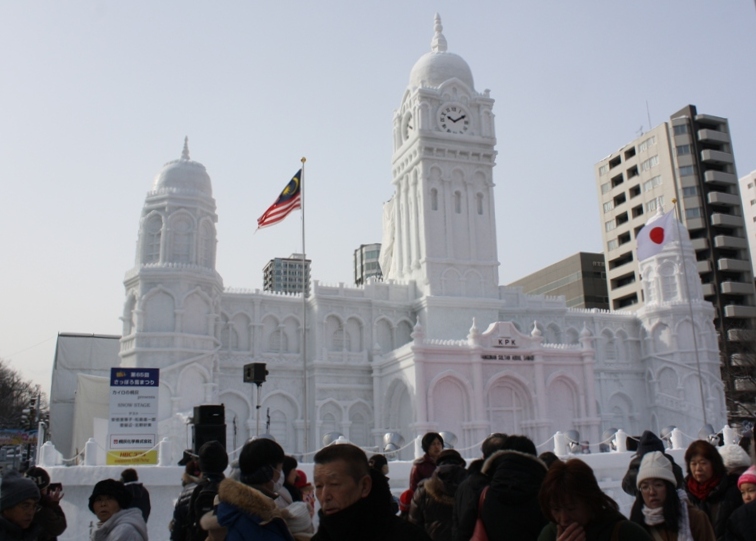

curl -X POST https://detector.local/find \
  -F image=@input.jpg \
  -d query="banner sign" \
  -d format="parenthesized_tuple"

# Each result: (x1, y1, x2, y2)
(107, 368, 160, 465)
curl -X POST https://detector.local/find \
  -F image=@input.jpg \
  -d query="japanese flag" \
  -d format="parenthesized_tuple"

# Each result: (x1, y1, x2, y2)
(637, 210, 678, 261)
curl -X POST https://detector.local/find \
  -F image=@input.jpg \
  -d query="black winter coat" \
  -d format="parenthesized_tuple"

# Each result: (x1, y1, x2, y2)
(124, 482, 151, 523)
(686, 473, 743, 541)
(313, 470, 431, 541)
(452, 458, 487, 541)
(480, 450, 549, 541)
(171, 475, 200, 541)
(409, 463, 468, 541)
(725, 499, 756, 541)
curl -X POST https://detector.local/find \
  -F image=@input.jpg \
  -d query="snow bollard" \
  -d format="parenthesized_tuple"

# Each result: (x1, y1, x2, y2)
(554, 431, 569, 456)
(84, 438, 98, 466)
(615, 429, 627, 452)
(158, 438, 172, 466)
(671, 428, 684, 450)
(722, 425, 735, 445)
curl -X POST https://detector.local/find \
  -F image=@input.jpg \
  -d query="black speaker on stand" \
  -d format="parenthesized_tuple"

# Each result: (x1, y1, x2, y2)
(192, 404, 226, 454)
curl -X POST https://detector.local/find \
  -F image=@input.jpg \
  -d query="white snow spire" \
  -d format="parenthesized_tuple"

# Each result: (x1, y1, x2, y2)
(181, 136, 190, 160)
(431, 13, 447, 52)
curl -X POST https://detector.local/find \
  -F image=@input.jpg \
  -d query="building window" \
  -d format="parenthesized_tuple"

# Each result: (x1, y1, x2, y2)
(605, 219, 616, 232)
(599, 164, 609, 176)
(682, 186, 698, 197)
(639, 135, 657, 152)
(643, 175, 662, 192)
(679, 165, 695, 177)
(476, 193, 484, 215)
(645, 196, 664, 213)
(430, 188, 438, 211)
(607, 239, 618, 251)
(676, 145, 692, 156)
(685, 207, 703, 219)
(640, 155, 659, 172)
(673, 124, 689, 135)
(454, 191, 461, 214)
(603, 201, 614, 213)
(601, 182, 611, 194)
(143, 215, 162, 264)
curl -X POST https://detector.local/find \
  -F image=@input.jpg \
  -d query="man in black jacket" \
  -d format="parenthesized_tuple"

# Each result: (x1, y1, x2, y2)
(120, 468, 151, 523)
(312, 443, 431, 541)
(452, 432, 508, 541)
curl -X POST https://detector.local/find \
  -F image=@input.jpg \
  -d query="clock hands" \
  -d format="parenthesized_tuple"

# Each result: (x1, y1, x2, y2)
(448, 114, 466, 123)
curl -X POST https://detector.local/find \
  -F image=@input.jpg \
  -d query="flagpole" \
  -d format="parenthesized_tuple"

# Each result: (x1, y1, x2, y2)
(671, 199, 708, 426)
(300, 157, 308, 454)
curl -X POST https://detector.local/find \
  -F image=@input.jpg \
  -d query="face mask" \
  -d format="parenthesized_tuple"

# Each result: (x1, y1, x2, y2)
(273, 476, 285, 492)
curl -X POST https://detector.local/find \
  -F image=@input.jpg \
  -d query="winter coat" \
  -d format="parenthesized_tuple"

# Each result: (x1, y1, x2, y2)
(124, 482, 151, 523)
(213, 478, 295, 541)
(685, 473, 743, 540)
(0, 514, 42, 541)
(538, 511, 653, 541)
(452, 458, 487, 541)
(312, 469, 431, 541)
(35, 494, 67, 541)
(480, 449, 549, 541)
(409, 463, 468, 541)
(725, 499, 756, 541)
(91, 508, 148, 541)
(410, 454, 437, 492)
(188, 473, 225, 541)
(635, 503, 715, 541)
(170, 476, 199, 541)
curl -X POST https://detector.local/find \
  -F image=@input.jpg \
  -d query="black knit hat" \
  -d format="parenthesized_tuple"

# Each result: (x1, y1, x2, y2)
(0, 471, 40, 511)
(198, 440, 228, 474)
(88, 479, 132, 513)
(636, 430, 665, 456)
(25, 466, 51, 490)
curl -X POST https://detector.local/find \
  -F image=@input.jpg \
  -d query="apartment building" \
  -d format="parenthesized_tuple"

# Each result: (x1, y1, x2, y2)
(595, 105, 756, 421)
(262, 253, 311, 295)
(354, 243, 383, 286)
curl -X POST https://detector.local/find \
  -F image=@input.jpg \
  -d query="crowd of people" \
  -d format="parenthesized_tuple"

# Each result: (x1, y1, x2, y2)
(1, 429, 756, 541)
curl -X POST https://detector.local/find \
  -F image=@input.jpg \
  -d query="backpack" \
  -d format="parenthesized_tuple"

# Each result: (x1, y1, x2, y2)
(187, 476, 223, 541)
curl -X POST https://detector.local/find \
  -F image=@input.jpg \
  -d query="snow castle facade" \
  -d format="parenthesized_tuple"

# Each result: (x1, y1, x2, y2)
(113, 17, 724, 459)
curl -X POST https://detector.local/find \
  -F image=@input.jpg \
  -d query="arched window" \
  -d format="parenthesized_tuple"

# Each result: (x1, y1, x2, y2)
(143, 215, 162, 263)
(172, 217, 193, 263)
(454, 191, 462, 214)
(198, 222, 214, 268)
(430, 188, 438, 211)
(476, 193, 484, 215)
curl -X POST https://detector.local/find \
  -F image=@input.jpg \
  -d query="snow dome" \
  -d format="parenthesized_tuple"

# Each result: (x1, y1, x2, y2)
(409, 14, 474, 90)
(152, 137, 213, 196)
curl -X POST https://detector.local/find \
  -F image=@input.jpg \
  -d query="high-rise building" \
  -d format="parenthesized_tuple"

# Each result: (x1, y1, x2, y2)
(354, 243, 382, 286)
(263, 253, 311, 295)
(738, 170, 756, 276)
(508, 253, 609, 309)
(595, 105, 756, 421)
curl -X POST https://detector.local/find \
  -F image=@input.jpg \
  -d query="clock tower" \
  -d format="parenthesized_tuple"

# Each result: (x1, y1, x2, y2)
(382, 15, 499, 298)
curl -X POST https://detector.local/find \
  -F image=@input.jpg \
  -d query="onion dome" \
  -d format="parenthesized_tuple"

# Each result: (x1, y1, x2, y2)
(152, 137, 213, 196)
(409, 14, 474, 90)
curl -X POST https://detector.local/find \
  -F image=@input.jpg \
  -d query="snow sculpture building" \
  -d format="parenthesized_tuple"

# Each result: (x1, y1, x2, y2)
(63, 16, 726, 459)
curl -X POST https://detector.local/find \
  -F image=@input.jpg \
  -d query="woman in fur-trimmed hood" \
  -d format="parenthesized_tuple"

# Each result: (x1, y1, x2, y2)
(208, 477, 294, 541)
(480, 436, 550, 541)
(409, 449, 468, 541)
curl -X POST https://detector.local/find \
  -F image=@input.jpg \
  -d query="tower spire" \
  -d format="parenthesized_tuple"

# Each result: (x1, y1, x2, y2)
(181, 136, 190, 160)
(431, 13, 447, 53)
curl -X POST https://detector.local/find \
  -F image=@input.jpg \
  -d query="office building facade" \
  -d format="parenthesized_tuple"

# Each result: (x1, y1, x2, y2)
(263, 253, 311, 295)
(508, 252, 609, 309)
(354, 243, 383, 286)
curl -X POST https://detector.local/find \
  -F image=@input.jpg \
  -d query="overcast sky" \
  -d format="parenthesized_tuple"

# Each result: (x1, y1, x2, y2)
(2, 1, 755, 395)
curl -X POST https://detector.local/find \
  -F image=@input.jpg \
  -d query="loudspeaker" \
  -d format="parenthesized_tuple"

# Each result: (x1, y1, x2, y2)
(194, 405, 225, 425)
(192, 424, 227, 454)
(243, 363, 268, 384)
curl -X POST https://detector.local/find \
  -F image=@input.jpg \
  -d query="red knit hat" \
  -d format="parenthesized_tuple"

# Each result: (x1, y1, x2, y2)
(294, 469, 308, 488)
(399, 489, 413, 513)
(738, 465, 756, 489)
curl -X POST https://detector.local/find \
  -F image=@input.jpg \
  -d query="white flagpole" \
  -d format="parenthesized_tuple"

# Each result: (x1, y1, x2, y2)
(671, 199, 708, 426)
(300, 157, 308, 453)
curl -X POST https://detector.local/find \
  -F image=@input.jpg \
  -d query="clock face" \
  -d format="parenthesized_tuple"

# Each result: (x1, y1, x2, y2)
(402, 112, 414, 141)
(438, 104, 470, 134)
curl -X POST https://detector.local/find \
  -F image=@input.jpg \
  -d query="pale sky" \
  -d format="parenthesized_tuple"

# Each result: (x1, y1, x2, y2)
(1, 2, 755, 395)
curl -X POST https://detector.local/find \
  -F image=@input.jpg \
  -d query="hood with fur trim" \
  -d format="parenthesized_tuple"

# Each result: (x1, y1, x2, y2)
(217, 478, 282, 523)
(423, 464, 468, 506)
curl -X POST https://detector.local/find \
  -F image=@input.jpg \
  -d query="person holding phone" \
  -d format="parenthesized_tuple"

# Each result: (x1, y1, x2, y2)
(25, 466, 67, 541)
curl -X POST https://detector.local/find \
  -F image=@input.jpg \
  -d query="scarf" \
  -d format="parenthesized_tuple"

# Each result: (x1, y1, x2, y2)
(641, 489, 693, 541)
(686, 474, 720, 502)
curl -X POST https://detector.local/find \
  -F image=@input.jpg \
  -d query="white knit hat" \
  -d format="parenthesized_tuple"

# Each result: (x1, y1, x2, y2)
(717, 444, 751, 473)
(637, 451, 676, 487)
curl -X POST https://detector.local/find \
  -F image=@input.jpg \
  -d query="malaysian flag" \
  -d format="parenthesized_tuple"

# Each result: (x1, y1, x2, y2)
(257, 169, 302, 229)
